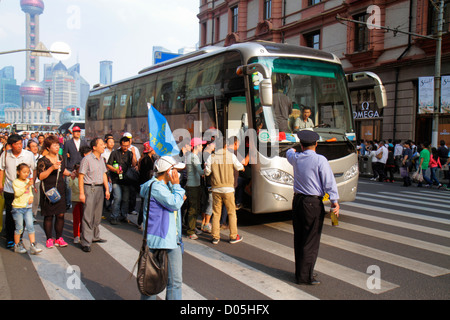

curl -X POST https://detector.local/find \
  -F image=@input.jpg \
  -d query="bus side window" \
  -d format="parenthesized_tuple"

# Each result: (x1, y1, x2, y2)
(131, 88, 142, 117)
(102, 95, 114, 120)
(87, 98, 99, 121)
(115, 84, 133, 119)
(141, 80, 155, 117)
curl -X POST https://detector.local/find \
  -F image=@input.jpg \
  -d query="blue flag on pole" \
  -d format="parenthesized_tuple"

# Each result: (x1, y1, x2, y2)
(147, 103, 180, 156)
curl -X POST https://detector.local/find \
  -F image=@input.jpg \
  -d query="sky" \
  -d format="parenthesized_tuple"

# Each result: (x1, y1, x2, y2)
(0, 0, 200, 86)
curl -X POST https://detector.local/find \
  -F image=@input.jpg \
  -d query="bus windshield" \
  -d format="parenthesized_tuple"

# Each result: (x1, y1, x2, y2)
(249, 57, 353, 140)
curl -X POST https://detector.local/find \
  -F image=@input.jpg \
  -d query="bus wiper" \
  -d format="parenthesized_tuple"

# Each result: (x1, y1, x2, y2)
(279, 143, 301, 157)
(314, 129, 347, 137)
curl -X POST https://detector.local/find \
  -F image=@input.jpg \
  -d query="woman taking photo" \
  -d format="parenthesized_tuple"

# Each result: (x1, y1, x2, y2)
(38, 135, 71, 248)
(139, 156, 186, 300)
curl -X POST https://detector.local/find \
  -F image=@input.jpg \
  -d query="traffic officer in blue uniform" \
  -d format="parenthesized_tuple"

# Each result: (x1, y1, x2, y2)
(287, 130, 339, 285)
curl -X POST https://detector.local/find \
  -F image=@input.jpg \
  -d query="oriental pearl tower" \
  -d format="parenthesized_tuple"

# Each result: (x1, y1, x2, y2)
(20, 0, 45, 110)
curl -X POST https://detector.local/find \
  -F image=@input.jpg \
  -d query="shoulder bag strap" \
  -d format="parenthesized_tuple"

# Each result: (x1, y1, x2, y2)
(41, 157, 60, 193)
(143, 181, 155, 241)
(2, 149, 7, 169)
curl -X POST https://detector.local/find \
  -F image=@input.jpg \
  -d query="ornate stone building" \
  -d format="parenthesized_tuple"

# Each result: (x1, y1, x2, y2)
(198, 0, 450, 145)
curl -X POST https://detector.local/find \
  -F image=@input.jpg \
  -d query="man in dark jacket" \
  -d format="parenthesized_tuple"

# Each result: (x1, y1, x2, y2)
(106, 136, 137, 225)
(63, 126, 88, 209)
(437, 140, 449, 180)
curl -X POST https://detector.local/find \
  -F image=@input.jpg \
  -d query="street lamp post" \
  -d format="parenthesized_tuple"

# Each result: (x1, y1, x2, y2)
(47, 87, 51, 123)
(432, 0, 444, 148)
(0, 48, 69, 56)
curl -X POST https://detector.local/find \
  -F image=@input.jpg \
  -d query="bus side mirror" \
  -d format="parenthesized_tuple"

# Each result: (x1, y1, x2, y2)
(237, 63, 273, 106)
(373, 84, 387, 109)
(259, 78, 273, 106)
(347, 71, 387, 108)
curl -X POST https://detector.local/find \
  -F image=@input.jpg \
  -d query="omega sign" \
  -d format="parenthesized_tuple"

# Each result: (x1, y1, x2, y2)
(353, 101, 380, 119)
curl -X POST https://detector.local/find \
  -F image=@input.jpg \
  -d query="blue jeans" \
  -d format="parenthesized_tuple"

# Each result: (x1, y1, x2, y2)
(430, 167, 441, 185)
(12, 207, 35, 235)
(111, 183, 130, 220)
(140, 245, 182, 300)
(418, 168, 433, 186)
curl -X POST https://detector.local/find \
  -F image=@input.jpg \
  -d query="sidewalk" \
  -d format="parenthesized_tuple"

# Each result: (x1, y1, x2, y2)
(358, 155, 450, 187)
(359, 169, 450, 189)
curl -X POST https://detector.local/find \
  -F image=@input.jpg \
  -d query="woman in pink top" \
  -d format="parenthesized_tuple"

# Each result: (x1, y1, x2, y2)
(429, 147, 442, 188)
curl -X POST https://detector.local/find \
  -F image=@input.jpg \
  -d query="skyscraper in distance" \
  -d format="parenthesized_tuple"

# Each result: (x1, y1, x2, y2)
(100, 60, 113, 85)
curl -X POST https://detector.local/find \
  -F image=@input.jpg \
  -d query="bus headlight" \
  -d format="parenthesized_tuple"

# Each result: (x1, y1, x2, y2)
(260, 168, 294, 186)
(344, 163, 359, 181)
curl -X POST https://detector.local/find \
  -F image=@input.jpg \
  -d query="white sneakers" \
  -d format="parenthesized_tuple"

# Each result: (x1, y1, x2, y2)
(14, 242, 42, 254)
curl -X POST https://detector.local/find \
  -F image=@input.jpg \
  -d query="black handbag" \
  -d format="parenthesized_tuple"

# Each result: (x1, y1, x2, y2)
(42, 159, 61, 204)
(135, 181, 169, 296)
(124, 166, 140, 185)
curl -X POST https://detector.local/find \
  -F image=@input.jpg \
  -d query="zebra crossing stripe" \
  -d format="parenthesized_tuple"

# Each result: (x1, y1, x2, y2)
(22, 225, 95, 300)
(97, 225, 206, 300)
(0, 251, 12, 300)
(184, 239, 319, 300)
(342, 202, 450, 225)
(321, 234, 450, 277)
(338, 209, 450, 239)
(325, 217, 450, 256)
(229, 229, 399, 294)
(356, 195, 450, 216)
(398, 190, 450, 201)
(369, 192, 450, 210)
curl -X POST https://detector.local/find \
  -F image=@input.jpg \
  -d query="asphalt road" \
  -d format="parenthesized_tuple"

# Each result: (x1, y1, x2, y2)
(0, 178, 449, 304)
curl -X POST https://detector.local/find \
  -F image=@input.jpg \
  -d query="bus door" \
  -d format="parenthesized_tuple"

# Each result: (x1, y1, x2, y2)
(189, 98, 217, 138)
(227, 96, 248, 142)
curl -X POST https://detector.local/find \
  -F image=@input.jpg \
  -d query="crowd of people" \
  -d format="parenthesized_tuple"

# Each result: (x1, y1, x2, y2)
(0, 129, 248, 257)
(0, 128, 252, 300)
(357, 139, 450, 188)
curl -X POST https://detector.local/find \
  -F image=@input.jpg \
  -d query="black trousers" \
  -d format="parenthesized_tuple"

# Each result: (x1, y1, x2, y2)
(292, 194, 325, 283)
(4, 192, 15, 243)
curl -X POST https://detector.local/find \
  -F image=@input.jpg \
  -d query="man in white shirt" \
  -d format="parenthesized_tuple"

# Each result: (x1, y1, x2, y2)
(375, 140, 388, 182)
(101, 135, 115, 163)
(296, 106, 315, 130)
(101, 135, 115, 212)
(0, 134, 36, 248)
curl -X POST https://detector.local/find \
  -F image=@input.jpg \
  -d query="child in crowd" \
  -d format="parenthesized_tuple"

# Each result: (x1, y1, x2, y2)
(70, 146, 91, 242)
(12, 163, 42, 254)
(69, 163, 83, 243)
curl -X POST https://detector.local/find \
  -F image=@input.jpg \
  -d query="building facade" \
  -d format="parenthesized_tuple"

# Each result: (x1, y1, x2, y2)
(43, 61, 78, 112)
(4, 61, 88, 126)
(0, 67, 21, 106)
(198, 0, 450, 146)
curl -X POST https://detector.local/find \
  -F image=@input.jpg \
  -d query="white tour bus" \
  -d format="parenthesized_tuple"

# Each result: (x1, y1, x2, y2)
(85, 41, 386, 214)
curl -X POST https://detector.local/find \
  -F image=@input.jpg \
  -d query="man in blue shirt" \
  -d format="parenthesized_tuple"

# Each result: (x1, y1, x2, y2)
(287, 130, 339, 285)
